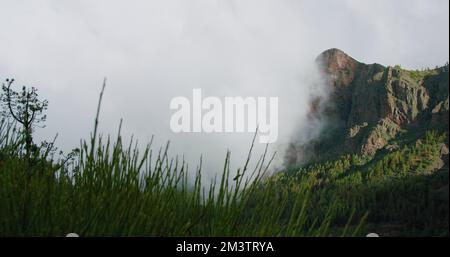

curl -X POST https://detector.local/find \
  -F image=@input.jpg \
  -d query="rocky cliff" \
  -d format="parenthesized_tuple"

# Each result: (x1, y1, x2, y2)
(286, 48, 449, 165)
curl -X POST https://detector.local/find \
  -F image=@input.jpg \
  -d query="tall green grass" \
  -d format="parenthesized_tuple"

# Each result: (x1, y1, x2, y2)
(0, 86, 361, 237)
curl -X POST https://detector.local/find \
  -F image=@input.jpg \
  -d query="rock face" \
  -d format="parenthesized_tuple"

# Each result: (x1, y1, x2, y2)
(286, 48, 449, 165)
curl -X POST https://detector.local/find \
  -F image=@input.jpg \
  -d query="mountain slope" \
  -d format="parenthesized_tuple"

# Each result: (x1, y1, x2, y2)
(280, 49, 449, 236)
(287, 48, 449, 164)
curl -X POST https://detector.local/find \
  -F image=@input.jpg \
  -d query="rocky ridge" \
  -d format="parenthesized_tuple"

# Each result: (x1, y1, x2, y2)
(286, 48, 449, 165)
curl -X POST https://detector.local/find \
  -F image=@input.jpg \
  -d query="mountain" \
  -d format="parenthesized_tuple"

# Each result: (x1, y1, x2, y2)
(286, 48, 449, 165)
(280, 49, 449, 235)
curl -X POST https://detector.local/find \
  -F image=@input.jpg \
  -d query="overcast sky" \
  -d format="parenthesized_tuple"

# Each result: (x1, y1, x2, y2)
(0, 0, 448, 180)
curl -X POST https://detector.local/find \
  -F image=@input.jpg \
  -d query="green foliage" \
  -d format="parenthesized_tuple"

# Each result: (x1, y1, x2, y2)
(0, 117, 365, 236)
(0, 82, 361, 237)
(279, 130, 448, 236)
(1, 79, 48, 160)
(407, 69, 437, 81)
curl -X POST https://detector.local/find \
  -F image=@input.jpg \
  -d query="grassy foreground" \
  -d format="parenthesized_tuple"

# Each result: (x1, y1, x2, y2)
(0, 82, 356, 237)
(0, 115, 363, 236)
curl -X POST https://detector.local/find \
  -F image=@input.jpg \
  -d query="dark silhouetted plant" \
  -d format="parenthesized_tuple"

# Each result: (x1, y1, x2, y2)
(1, 78, 48, 159)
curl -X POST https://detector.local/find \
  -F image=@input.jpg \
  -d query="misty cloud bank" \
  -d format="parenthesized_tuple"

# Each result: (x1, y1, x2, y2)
(0, 0, 448, 181)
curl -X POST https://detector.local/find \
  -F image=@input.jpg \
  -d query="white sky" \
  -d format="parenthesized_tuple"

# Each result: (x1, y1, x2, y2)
(0, 0, 448, 179)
